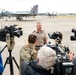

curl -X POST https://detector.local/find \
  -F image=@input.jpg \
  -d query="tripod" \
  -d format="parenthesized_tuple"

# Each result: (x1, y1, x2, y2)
(2, 45, 19, 75)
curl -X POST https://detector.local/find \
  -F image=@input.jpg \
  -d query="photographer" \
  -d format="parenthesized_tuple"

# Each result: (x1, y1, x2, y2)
(20, 46, 56, 75)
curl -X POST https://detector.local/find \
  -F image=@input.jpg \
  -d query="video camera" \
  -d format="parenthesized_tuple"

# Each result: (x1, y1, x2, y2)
(48, 32, 70, 53)
(70, 29, 76, 40)
(48, 32, 73, 75)
(48, 32, 62, 44)
(0, 25, 23, 42)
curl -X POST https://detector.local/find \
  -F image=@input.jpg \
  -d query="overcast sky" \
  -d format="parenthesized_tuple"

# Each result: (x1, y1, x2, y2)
(0, 0, 76, 13)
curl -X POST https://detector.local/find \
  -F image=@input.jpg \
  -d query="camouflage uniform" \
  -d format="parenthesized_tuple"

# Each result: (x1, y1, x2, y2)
(20, 43, 37, 64)
(33, 30, 47, 50)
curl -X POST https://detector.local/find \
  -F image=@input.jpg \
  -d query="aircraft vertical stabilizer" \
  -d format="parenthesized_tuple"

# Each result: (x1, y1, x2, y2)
(30, 5, 38, 15)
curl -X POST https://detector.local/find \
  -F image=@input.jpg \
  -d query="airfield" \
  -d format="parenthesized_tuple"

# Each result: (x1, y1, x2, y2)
(0, 15, 76, 75)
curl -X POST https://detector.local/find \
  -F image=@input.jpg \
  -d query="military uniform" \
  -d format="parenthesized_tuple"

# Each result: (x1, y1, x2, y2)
(20, 43, 37, 64)
(33, 30, 47, 50)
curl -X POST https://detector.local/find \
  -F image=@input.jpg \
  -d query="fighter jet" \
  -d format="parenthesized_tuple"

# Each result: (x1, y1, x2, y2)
(0, 5, 38, 20)
(47, 12, 57, 18)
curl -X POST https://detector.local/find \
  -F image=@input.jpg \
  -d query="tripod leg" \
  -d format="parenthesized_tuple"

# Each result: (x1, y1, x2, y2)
(4, 57, 9, 68)
(13, 57, 19, 70)
(9, 57, 14, 75)
(4, 56, 14, 75)
(8, 50, 14, 75)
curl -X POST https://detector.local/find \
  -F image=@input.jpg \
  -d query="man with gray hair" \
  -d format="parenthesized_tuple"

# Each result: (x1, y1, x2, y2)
(20, 46, 57, 75)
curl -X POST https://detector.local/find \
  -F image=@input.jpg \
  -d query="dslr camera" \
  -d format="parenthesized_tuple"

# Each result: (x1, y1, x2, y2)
(0, 25, 23, 42)
(48, 32, 74, 75)
(70, 29, 76, 40)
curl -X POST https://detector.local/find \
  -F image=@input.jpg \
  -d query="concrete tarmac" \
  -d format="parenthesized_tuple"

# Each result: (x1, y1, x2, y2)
(0, 16, 76, 75)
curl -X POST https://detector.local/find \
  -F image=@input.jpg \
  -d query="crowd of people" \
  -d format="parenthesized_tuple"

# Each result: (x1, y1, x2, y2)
(20, 22, 76, 75)
(0, 22, 76, 75)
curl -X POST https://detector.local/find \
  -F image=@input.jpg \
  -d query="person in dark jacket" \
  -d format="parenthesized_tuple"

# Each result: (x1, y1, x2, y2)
(21, 61, 52, 75)
(0, 54, 4, 75)
(72, 57, 76, 75)
(20, 46, 57, 75)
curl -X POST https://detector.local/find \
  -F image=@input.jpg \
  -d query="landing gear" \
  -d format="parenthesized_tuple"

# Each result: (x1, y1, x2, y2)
(16, 17, 23, 21)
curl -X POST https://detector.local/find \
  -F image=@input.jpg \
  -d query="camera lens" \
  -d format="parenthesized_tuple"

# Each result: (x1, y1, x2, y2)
(70, 36, 76, 40)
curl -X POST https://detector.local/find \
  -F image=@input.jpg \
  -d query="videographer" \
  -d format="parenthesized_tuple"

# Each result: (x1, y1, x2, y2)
(48, 31, 70, 54)
(20, 46, 57, 75)
(48, 31, 74, 75)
